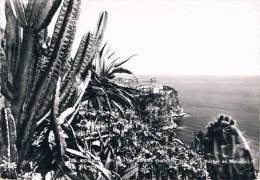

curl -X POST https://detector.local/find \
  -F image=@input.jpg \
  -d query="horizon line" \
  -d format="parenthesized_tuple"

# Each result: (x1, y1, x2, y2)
(117, 74, 259, 77)
(135, 74, 259, 76)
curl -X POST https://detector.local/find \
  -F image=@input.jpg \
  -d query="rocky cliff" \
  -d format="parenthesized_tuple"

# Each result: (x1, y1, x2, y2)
(137, 85, 184, 122)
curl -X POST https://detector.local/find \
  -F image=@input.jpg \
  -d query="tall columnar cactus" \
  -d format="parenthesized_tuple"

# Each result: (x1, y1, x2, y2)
(204, 115, 256, 180)
(0, 0, 108, 174)
(0, 108, 17, 179)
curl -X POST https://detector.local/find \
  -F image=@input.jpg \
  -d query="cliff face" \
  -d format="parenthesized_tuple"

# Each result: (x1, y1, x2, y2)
(137, 85, 184, 127)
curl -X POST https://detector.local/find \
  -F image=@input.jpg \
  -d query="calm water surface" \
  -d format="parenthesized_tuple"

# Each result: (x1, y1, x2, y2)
(138, 75, 259, 169)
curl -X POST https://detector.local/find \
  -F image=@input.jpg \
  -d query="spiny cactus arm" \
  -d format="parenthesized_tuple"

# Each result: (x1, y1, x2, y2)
(0, 110, 5, 160)
(59, 12, 108, 112)
(93, 11, 108, 52)
(25, 0, 62, 31)
(59, 32, 94, 111)
(59, 69, 92, 117)
(58, 33, 93, 109)
(26, 0, 80, 98)
(50, 76, 67, 160)
(7, 0, 62, 31)
(15, 0, 82, 167)
(67, 70, 92, 124)
(54, 76, 61, 118)
(0, 108, 17, 164)
(50, 74, 92, 179)
(93, 42, 106, 77)
(47, 0, 81, 74)
(0, 48, 13, 100)
(74, 70, 92, 107)
(18, 54, 50, 130)
(59, 80, 76, 109)
(71, 32, 94, 76)
(59, 77, 75, 100)
(34, 0, 82, 117)
(34, 0, 81, 105)
(71, 33, 89, 74)
(0, 108, 17, 179)
(12, 28, 38, 121)
(34, 55, 48, 83)
(8, 1, 40, 120)
(4, 1, 22, 82)
(62, 31, 93, 77)
(18, 0, 81, 123)
(22, 54, 50, 113)
(5, 108, 17, 164)
(1, 1, 22, 102)
(59, 82, 77, 113)
(6, 0, 26, 28)
(0, 76, 13, 102)
(4, 6, 51, 107)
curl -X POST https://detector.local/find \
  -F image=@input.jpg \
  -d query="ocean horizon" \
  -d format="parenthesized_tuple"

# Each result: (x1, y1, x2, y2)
(136, 75, 259, 170)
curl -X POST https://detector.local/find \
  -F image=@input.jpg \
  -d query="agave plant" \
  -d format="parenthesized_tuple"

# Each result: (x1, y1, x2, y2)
(92, 43, 136, 81)
(204, 115, 256, 180)
(0, 0, 109, 177)
(83, 43, 140, 118)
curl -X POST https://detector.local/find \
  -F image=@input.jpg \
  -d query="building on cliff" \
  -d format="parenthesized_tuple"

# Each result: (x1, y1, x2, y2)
(113, 76, 186, 120)
(112, 76, 163, 93)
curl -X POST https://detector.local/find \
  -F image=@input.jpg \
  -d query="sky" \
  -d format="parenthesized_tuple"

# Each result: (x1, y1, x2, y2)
(0, 0, 259, 76)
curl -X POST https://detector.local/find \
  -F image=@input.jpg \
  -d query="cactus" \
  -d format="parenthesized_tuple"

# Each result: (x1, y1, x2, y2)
(204, 115, 256, 180)
(0, 108, 17, 179)
(0, 0, 108, 175)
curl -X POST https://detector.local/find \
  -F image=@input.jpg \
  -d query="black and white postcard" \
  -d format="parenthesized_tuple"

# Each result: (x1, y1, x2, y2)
(0, 0, 259, 179)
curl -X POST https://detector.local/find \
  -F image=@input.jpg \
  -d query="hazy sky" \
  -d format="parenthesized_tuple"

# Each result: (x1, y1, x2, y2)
(1, 0, 259, 75)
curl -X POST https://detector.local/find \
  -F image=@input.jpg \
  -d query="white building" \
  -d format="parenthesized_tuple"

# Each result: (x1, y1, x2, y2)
(112, 76, 163, 93)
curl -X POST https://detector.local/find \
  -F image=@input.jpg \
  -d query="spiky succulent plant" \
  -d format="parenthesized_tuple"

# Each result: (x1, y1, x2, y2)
(84, 43, 140, 118)
(0, 0, 108, 176)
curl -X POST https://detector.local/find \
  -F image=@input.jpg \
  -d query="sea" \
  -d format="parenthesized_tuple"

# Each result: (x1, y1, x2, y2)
(137, 75, 259, 170)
